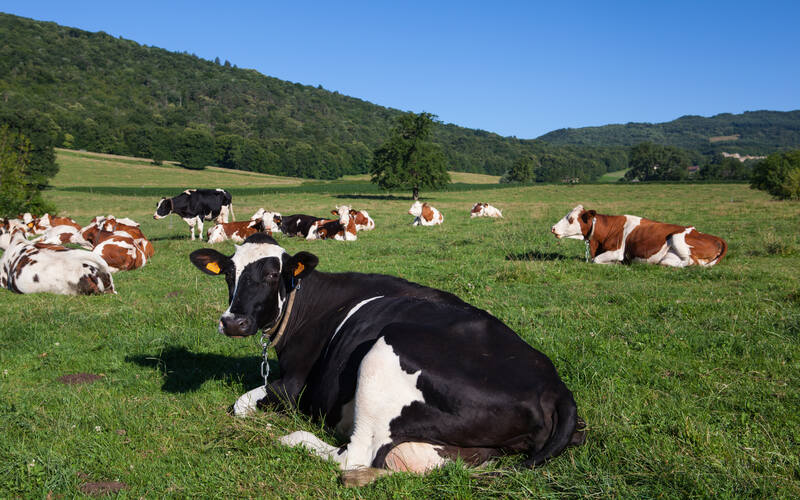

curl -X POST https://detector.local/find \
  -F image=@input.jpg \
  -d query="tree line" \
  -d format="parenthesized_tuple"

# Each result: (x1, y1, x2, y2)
(0, 13, 623, 182)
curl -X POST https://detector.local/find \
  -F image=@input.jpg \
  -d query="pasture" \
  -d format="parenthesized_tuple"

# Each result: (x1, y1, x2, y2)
(1, 151, 799, 497)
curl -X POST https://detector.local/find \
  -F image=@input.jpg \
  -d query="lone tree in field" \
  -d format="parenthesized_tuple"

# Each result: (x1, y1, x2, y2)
(370, 112, 450, 200)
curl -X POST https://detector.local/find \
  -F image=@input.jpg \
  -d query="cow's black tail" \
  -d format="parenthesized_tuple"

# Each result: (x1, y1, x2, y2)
(523, 393, 583, 468)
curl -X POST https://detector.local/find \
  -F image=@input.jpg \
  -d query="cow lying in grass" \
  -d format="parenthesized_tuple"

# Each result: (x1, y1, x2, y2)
(207, 219, 268, 244)
(189, 233, 584, 486)
(470, 202, 503, 218)
(0, 229, 115, 295)
(306, 205, 358, 241)
(408, 201, 443, 226)
(551, 204, 728, 267)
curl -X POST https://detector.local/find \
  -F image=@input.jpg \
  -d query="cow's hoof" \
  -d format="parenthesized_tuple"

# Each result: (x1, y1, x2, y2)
(340, 467, 390, 488)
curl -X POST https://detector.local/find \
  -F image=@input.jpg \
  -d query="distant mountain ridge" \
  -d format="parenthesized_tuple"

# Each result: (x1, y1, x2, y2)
(0, 12, 631, 182)
(537, 110, 800, 155)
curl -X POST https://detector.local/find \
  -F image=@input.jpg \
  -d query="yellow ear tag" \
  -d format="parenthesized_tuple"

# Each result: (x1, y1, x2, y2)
(206, 262, 221, 274)
(293, 262, 304, 276)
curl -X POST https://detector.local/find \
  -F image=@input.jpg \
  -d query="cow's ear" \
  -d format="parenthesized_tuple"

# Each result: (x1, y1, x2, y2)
(190, 249, 231, 276)
(331, 209, 339, 216)
(287, 251, 318, 279)
(581, 210, 596, 223)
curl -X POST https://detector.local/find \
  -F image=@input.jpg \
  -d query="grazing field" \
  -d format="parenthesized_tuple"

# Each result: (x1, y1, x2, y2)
(1, 152, 799, 497)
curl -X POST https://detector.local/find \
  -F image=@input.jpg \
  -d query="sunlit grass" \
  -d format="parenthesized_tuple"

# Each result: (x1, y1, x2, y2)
(1, 153, 798, 497)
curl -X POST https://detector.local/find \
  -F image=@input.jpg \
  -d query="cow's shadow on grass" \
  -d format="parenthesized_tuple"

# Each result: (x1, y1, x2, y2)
(149, 235, 192, 242)
(333, 194, 413, 201)
(505, 250, 582, 262)
(126, 346, 273, 393)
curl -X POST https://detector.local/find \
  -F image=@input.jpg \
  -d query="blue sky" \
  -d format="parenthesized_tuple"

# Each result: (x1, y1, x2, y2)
(4, 1, 799, 138)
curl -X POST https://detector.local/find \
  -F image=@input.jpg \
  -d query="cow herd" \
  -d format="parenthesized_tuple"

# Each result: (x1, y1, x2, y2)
(0, 188, 729, 487)
(0, 213, 154, 295)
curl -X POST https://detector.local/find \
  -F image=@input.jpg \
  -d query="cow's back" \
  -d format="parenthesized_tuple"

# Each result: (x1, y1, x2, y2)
(624, 218, 687, 260)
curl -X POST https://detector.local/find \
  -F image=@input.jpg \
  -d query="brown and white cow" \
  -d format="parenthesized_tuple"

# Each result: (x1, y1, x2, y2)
(470, 203, 503, 218)
(96, 216, 155, 258)
(0, 230, 115, 295)
(35, 225, 93, 249)
(31, 214, 81, 235)
(331, 207, 375, 232)
(551, 205, 728, 267)
(307, 205, 358, 241)
(409, 201, 443, 226)
(207, 220, 268, 244)
(83, 228, 149, 273)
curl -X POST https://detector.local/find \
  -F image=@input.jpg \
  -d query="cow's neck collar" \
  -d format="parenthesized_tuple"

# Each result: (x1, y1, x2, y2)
(263, 279, 302, 347)
(584, 216, 597, 241)
(258, 279, 301, 388)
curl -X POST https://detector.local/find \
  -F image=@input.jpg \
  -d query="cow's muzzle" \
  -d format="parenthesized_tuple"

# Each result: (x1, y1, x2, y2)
(219, 314, 256, 337)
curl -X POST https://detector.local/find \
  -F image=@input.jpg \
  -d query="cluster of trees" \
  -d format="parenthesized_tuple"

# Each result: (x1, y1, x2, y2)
(539, 110, 800, 157)
(0, 126, 56, 217)
(0, 13, 623, 181)
(750, 150, 800, 200)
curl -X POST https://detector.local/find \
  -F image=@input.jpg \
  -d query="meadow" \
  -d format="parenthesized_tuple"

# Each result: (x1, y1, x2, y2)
(1, 151, 798, 498)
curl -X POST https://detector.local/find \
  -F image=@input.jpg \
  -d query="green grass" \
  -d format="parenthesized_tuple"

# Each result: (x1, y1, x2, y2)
(596, 169, 629, 183)
(1, 153, 799, 497)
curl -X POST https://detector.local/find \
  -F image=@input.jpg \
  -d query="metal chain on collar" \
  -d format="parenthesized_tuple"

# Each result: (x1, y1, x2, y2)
(584, 217, 596, 263)
(259, 330, 270, 388)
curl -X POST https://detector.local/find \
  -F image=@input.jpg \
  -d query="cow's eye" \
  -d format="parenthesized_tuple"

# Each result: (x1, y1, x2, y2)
(568, 217, 574, 224)
(266, 271, 279, 280)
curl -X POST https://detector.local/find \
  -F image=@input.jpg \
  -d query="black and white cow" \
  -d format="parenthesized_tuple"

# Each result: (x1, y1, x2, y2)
(189, 234, 584, 486)
(278, 214, 325, 238)
(153, 189, 234, 240)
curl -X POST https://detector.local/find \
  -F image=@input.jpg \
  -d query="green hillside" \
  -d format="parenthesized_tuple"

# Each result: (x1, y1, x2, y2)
(0, 13, 626, 182)
(538, 110, 800, 155)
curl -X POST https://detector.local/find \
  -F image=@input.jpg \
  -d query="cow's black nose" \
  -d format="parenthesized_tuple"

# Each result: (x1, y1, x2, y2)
(220, 315, 254, 337)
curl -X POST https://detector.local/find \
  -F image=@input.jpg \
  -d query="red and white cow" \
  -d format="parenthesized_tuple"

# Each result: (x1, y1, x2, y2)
(332, 207, 375, 232)
(96, 216, 155, 258)
(0, 230, 115, 295)
(83, 228, 149, 273)
(551, 205, 728, 267)
(207, 220, 268, 244)
(470, 202, 503, 218)
(35, 225, 93, 249)
(409, 201, 443, 226)
(250, 209, 283, 234)
(31, 214, 82, 235)
(307, 205, 358, 241)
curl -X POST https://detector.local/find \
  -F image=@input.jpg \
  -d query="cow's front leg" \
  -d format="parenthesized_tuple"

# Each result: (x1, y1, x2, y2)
(197, 217, 204, 241)
(592, 249, 623, 264)
(233, 386, 267, 417)
(255, 378, 303, 411)
(183, 217, 196, 240)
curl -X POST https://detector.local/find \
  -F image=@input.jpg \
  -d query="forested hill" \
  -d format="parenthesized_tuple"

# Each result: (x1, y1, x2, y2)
(538, 110, 800, 155)
(0, 13, 626, 181)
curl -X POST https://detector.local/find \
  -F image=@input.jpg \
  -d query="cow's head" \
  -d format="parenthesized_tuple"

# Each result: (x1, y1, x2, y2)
(250, 209, 283, 233)
(408, 201, 424, 217)
(470, 203, 486, 216)
(153, 198, 172, 219)
(551, 205, 597, 240)
(190, 233, 318, 337)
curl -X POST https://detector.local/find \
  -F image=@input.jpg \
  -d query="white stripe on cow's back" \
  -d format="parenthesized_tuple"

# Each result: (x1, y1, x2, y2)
(325, 296, 384, 358)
